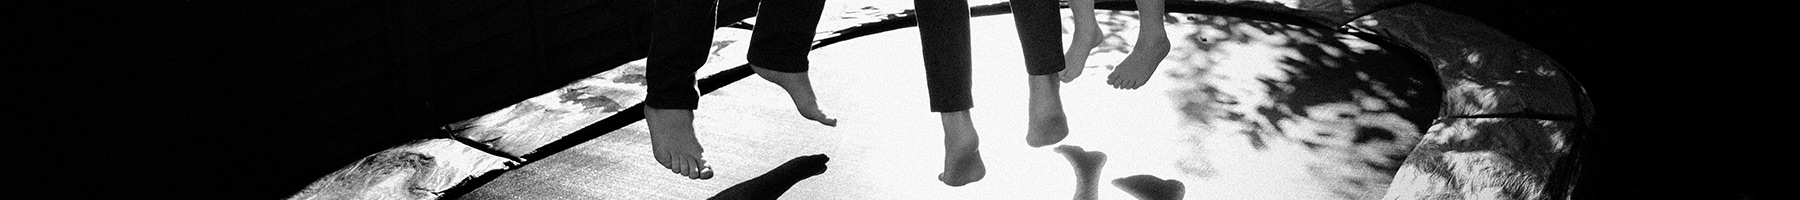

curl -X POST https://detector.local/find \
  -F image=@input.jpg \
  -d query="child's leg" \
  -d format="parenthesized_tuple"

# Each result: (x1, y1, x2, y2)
(1011, 0, 1069, 147)
(1106, 0, 1171, 90)
(645, 0, 719, 180)
(914, 0, 985, 187)
(1061, 0, 1104, 82)
(746, 0, 836, 126)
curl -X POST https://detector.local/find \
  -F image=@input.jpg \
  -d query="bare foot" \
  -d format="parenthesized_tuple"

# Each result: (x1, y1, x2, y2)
(1107, 0, 1172, 90)
(1062, 28, 1103, 82)
(751, 66, 838, 126)
(1107, 35, 1169, 90)
(1026, 75, 1069, 147)
(938, 110, 985, 186)
(1063, 0, 1102, 83)
(646, 108, 713, 180)
(1112, 174, 1185, 200)
(1054, 145, 1108, 200)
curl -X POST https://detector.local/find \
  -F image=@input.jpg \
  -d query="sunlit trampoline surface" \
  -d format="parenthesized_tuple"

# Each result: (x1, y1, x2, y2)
(289, 0, 1588, 200)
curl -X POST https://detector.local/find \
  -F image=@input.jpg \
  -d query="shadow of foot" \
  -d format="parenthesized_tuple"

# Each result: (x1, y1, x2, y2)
(1054, 145, 1107, 200)
(1112, 174, 1185, 200)
(708, 154, 830, 200)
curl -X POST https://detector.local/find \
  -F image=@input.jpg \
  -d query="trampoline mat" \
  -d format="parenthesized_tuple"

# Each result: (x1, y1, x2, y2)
(455, 10, 1443, 200)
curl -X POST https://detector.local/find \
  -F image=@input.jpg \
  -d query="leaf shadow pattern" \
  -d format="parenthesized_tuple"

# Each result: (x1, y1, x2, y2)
(1081, 10, 1443, 199)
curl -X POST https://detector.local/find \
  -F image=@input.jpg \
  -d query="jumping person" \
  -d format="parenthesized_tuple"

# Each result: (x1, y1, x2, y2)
(913, 0, 1073, 186)
(644, 0, 836, 180)
(1062, 0, 1172, 90)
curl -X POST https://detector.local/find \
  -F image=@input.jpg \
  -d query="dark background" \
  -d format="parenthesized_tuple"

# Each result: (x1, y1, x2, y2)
(15, 0, 1778, 199)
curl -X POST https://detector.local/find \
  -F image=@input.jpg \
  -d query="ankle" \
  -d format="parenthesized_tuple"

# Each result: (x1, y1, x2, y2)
(1029, 74, 1060, 84)
(1134, 37, 1170, 52)
(1072, 29, 1102, 43)
(1028, 77, 1062, 96)
(646, 107, 694, 117)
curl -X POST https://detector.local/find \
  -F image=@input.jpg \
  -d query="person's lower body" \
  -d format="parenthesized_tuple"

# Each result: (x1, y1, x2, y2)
(1011, 0, 1072, 148)
(914, 0, 985, 187)
(746, 0, 837, 127)
(913, 0, 1071, 186)
(644, 0, 830, 180)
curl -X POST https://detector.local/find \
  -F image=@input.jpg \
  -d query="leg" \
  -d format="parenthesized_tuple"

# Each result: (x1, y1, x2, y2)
(645, 0, 719, 180)
(1012, 0, 1070, 147)
(1107, 0, 1171, 90)
(915, 0, 984, 187)
(1054, 145, 1109, 200)
(747, 0, 837, 126)
(1061, 0, 1103, 82)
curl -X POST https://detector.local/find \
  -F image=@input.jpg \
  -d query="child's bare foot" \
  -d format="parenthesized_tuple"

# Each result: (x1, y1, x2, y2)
(1054, 145, 1108, 200)
(1062, 28, 1103, 82)
(1026, 75, 1068, 147)
(1107, 35, 1169, 90)
(1108, 0, 1171, 90)
(646, 108, 714, 180)
(938, 110, 986, 186)
(752, 65, 838, 126)
(1112, 174, 1185, 200)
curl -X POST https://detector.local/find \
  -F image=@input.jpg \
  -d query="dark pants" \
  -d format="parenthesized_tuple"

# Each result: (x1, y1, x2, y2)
(646, 0, 1063, 111)
(646, 0, 827, 110)
(916, 0, 1065, 112)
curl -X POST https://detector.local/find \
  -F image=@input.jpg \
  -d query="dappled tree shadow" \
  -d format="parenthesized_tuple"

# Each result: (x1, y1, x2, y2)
(1080, 9, 1440, 199)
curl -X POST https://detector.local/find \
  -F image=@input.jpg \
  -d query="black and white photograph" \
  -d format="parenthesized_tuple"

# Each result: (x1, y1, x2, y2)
(17, 0, 1779, 199)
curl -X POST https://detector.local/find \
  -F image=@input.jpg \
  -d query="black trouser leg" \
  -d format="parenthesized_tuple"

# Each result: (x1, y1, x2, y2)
(915, 0, 974, 112)
(1012, 0, 1066, 75)
(746, 0, 828, 73)
(645, 0, 719, 110)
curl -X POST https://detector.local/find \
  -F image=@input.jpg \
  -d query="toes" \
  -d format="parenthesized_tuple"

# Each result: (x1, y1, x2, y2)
(668, 158, 686, 176)
(656, 154, 678, 171)
(689, 156, 709, 179)
(673, 158, 693, 178)
(681, 157, 702, 179)
(697, 166, 714, 180)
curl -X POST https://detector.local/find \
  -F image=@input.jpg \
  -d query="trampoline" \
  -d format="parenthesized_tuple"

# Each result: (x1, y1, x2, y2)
(288, 0, 1592, 200)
